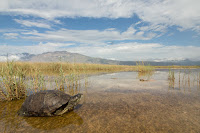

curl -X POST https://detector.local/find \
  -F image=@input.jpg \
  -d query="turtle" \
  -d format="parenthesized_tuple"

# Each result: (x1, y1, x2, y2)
(18, 90, 83, 117)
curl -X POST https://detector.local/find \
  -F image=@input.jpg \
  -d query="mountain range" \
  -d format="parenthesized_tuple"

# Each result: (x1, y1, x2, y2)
(0, 51, 200, 66)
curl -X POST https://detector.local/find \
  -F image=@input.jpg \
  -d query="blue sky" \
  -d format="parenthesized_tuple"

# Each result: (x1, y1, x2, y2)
(0, 0, 200, 61)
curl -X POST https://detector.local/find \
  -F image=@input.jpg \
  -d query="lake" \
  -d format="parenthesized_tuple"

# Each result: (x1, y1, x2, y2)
(0, 69, 200, 132)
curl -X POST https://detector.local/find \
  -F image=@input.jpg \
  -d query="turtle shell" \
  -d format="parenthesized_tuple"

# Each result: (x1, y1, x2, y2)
(19, 90, 71, 116)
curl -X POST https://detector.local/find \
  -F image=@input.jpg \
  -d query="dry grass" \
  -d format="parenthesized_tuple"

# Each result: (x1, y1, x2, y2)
(155, 65, 200, 69)
(0, 62, 137, 74)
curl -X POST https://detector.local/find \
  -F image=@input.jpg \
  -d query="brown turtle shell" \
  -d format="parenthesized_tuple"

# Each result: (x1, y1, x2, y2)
(19, 90, 71, 116)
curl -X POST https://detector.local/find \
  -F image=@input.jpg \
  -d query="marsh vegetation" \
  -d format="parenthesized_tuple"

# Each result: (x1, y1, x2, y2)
(0, 61, 140, 101)
(136, 61, 155, 72)
(168, 68, 200, 90)
(1, 61, 199, 101)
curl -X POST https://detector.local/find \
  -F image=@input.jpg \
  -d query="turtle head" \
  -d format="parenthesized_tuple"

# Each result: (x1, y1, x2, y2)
(68, 93, 83, 108)
(65, 93, 83, 112)
(54, 93, 83, 115)
(70, 93, 83, 103)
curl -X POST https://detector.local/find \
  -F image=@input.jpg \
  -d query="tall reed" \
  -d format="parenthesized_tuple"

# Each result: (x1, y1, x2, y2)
(136, 61, 154, 72)
(0, 61, 26, 101)
(168, 68, 175, 89)
(0, 61, 87, 101)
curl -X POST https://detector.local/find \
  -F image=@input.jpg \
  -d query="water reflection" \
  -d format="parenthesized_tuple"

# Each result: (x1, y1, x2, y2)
(168, 69, 200, 92)
(137, 71, 154, 81)
(0, 69, 200, 132)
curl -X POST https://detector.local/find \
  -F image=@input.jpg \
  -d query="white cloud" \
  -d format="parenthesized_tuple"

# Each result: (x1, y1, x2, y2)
(135, 0, 200, 31)
(14, 19, 51, 29)
(0, 0, 199, 62)
(3, 33, 19, 39)
(0, 28, 27, 33)
(20, 25, 156, 44)
(0, 42, 75, 55)
(66, 43, 200, 61)
(139, 24, 168, 33)
(0, 55, 20, 61)
(0, 0, 199, 32)
(1, 42, 199, 61)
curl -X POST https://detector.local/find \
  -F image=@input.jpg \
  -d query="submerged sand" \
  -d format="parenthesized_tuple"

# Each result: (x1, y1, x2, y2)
(0, 70, 200, 132)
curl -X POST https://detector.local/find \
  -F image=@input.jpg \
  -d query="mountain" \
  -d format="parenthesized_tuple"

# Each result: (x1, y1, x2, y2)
(19, 53, 35, 61)
(29, 51, 120, 64)
(1, 51, 200, 66)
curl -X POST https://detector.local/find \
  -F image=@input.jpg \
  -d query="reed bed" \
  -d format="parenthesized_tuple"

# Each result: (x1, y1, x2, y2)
(0, 62, 137, 74)
(0, 61, 137, 101)
(0, 61, 199, 101)
(0, 61, 26, 101)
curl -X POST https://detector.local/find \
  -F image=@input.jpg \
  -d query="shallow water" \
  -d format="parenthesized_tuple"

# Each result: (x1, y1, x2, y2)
(0, 69, 200, 132)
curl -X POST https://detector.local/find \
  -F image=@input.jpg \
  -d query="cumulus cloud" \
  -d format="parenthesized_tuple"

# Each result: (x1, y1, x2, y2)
(0, 0, 199, 32)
